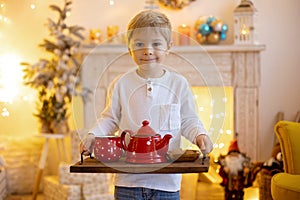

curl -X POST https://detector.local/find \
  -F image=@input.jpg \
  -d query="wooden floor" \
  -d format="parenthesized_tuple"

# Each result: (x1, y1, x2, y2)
(196, 182, 259, 200)
(4, 195, 43, 200)
(5, 182, 259, 200)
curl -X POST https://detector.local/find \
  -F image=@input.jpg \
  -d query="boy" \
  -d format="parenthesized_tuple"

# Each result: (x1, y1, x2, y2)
(80, 10, 213, 199)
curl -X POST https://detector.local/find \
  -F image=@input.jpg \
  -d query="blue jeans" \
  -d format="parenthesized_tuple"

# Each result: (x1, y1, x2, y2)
(114, 186, 180, 200)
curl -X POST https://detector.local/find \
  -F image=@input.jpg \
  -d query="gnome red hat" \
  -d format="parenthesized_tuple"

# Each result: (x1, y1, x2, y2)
(228, 139, 240, 154)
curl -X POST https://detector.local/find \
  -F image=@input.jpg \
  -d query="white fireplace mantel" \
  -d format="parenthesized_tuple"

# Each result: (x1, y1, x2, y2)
(79, 44, 265, 161)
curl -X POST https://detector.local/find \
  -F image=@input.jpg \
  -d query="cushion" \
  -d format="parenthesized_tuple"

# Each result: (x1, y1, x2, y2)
(271, 173, 300, 200)
(274, 121, 300, 174)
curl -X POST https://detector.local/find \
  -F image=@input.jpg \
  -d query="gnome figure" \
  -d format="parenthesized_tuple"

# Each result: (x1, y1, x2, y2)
(218, 139, 252, 200)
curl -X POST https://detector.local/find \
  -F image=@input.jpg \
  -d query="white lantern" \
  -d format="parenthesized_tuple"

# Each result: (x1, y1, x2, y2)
(234, 0, 258, 45)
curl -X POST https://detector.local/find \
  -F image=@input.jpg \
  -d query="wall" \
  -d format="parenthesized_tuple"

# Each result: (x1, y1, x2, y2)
(255, 0, 300, 159)
(0, 0, 299, 161)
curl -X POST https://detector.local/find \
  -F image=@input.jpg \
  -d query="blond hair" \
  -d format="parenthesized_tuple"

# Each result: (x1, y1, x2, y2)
(126, 10, 172, 45)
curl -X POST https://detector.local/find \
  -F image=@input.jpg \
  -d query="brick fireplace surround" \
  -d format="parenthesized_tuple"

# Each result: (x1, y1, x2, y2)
(79, 44, 265, 161)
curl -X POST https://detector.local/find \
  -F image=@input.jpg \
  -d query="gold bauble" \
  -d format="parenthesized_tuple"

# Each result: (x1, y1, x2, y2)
(196, 33, 206, 44)
(207, 33, 220, 44)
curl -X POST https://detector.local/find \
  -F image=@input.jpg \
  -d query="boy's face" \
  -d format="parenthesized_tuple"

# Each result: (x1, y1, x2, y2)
(128, 28, 171, 70)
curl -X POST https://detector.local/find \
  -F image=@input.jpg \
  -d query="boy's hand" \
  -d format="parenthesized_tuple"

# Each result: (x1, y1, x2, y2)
(196, 134, 213, 155)
(79, 133, 95, 156)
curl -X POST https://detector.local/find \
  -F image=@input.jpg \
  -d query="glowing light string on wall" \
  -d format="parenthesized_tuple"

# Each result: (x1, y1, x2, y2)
(0, 54, 22, 117)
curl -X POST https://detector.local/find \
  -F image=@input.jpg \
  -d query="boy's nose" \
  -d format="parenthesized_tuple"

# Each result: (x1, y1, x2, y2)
(143, 51, 153, 55)
(143, 47, 153, 55)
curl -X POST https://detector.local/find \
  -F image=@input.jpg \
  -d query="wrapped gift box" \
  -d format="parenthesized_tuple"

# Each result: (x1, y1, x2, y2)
(84, 194, 114, 200)
(0, 168, 7, 199)
(59, 163, 113, 185)
(0, 136, 46, 194)
(44, 176, 81, 200)
(82, 181, 113, 199)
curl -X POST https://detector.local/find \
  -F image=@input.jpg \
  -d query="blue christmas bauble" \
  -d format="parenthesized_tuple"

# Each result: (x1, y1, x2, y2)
(199, 24, 211, 36)
(206, 16, 216, 25)
(220, 32, 227, 40)
(221, 24, 228, 33)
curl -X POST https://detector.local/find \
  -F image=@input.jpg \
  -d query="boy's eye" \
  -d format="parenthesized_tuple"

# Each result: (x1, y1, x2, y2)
(153, 42, 162, 47)
(135, 42, 144, 48)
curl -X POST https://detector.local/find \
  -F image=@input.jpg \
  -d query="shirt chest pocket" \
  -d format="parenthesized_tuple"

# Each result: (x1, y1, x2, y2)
(159, 104, 181, 131)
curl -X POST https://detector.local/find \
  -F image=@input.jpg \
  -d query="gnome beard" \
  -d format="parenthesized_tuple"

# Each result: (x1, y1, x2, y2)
(225, 153, 245, 176)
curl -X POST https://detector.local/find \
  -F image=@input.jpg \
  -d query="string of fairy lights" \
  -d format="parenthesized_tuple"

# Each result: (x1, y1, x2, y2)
(0, 0, 38, 24)
(0, 1, 8, 24)
(0, 0, 116, 118)
(0, 1, 39, 118)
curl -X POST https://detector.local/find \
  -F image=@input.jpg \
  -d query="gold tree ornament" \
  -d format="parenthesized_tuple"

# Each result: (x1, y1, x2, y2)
(158, 0, 196, 10)
(22, 0, 86, 134)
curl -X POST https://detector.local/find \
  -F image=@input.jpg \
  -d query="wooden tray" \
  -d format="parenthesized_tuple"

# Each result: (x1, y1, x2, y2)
(70, 157, 210, 174)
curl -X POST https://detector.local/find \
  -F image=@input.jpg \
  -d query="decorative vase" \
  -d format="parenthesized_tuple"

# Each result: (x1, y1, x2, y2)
(40, 122, 52, 134)
(50, 120, 70, 134)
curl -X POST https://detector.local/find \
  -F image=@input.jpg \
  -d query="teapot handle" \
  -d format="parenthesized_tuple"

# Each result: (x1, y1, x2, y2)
(121, 130, 133, 151)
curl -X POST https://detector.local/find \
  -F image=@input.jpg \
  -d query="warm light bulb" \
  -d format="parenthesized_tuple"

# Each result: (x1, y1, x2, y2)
(30, 4, 36, 10)
(1, 107, 10, 117)
(218, 143, 225, 149)
(241, 29, 247, 35)
(22, 95, 29, 101)
(198, 106, 204, 112)
(109, 0, 115, 6)
(3, 16, 8, 23)
(240, 24, 249, 35)
(0, 15, 9, 24)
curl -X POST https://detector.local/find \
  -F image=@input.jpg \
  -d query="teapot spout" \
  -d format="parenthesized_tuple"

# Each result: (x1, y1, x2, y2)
(156, 134, 172, 152)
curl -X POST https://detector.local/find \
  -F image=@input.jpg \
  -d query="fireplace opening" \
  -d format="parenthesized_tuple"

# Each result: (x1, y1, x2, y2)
(182, 86, 234, 157)
(180, 86, 234, 183)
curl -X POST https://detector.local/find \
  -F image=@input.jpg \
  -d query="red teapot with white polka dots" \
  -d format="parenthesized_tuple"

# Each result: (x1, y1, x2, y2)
(121, 120, 172, 163)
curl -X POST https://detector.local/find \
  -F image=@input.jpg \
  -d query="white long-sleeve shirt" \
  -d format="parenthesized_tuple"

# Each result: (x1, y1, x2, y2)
(90, 68, 207, 191)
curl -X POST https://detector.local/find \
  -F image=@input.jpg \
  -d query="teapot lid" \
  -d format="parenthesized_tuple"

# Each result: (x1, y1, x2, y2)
(136, 120, 156, 135)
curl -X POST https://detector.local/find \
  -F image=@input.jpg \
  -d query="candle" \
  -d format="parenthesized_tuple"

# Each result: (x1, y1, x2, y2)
(107, 25, 119, 44)
(240, 24, 250, 41)
(89, 29, 102, 45)
(178, 24, 191, 45)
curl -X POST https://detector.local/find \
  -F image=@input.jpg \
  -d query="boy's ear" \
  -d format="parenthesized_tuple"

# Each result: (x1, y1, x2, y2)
(128, 47, 132, 56)
(166, 41, 173, 54)
(168, 41, 173, 50)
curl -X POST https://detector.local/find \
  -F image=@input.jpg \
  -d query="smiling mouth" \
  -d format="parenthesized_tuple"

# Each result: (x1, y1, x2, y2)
(141, 58, 156, 62)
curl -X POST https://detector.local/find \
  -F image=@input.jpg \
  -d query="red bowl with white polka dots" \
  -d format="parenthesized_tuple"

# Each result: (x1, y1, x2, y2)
(94, 136, 123, 162)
